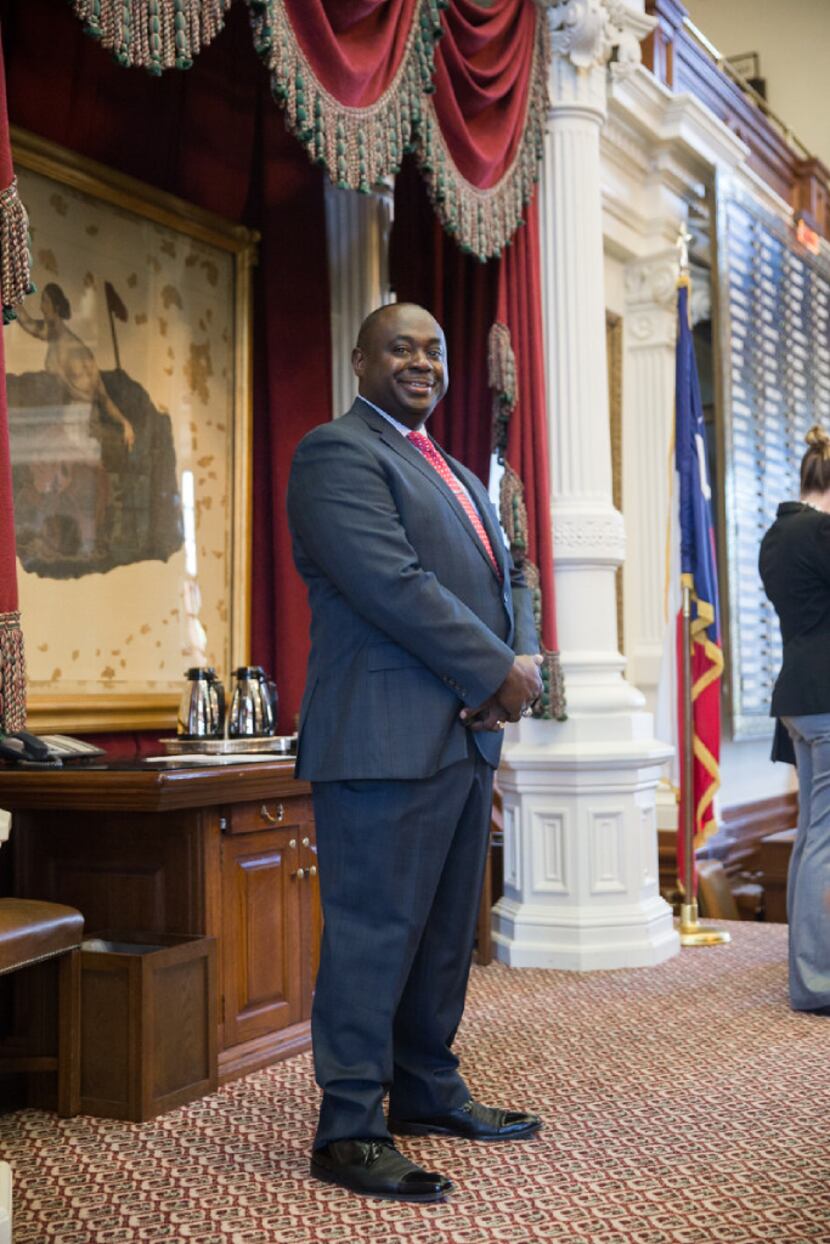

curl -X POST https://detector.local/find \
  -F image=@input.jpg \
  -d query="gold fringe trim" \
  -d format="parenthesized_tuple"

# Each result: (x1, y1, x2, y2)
(490, 322, 565, 722)
(71, 0, 232, 72)
(249, 0, 446, 192)
(0, 610, 26, 733)
(415, 10, 549, 260)
(0, 178, 34, 325)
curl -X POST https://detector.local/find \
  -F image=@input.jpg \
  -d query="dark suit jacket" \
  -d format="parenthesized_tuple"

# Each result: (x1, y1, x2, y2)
(287, 399, 539, 781)
(759, 501, 830, 717)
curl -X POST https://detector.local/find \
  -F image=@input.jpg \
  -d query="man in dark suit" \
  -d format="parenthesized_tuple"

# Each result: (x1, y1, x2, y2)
(287, 302, 544, 1202)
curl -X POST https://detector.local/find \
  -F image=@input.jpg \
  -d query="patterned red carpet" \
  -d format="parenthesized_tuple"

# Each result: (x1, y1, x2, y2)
(2, 921, 829, 1243)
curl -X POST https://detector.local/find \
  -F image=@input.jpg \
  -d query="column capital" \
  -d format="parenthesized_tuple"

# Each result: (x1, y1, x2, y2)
(537, 0, 655, 76)
(624, 252, 679, 351)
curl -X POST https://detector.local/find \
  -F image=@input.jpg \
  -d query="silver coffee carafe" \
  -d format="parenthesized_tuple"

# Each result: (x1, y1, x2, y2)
(228, 666, 278, 738)
(177, 667, 226, 738)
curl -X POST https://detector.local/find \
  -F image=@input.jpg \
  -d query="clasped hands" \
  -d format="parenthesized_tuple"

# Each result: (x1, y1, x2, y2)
(459, 654, 544, 733)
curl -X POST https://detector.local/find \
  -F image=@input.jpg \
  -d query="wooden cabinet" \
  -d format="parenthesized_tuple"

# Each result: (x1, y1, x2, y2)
(223, 827, 309, 1046)
(222, 828, 303, 1047)
(0, 761, 319, 1087)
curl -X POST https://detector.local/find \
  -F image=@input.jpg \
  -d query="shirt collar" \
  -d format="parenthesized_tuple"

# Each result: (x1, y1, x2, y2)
(357, 394, 424, 439)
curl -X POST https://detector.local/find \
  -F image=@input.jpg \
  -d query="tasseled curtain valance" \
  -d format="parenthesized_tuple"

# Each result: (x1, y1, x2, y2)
(61, 0, 549, 261)
(420, 0, 548, 259)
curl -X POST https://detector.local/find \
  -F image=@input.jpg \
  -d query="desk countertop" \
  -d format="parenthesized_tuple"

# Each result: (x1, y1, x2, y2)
(0, 757, 306, 812)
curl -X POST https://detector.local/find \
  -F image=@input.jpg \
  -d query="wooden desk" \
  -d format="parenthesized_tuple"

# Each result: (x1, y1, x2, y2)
(760, 827, 796, 924)
(0, 760, 320, 1085)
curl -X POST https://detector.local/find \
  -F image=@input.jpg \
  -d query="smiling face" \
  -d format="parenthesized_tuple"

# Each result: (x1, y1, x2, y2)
(352, 303, 448, 430)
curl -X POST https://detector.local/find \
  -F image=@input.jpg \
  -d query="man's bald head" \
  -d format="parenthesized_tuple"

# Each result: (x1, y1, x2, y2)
(356, 303, 437, 352)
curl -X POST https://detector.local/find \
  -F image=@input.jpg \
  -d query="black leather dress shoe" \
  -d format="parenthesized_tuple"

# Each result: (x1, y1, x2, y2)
(310, 1139, 452, 1201)
(388, 1099, 542, 1141)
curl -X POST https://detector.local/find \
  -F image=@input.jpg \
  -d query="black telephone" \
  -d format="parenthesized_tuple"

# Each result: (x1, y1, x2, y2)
(0, 731, 105, 767)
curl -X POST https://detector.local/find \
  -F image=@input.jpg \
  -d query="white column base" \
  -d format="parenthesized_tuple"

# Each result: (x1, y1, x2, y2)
(492, 715, 679, 971)
(493, 894, 678, 971)
(0, 1161, 11, 1244)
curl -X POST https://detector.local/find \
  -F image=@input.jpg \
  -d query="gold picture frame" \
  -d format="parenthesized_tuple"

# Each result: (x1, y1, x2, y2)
(8, 127, 257, 733)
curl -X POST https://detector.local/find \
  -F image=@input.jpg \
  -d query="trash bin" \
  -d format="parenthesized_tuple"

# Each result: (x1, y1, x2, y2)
(80, 931, 217, 1121)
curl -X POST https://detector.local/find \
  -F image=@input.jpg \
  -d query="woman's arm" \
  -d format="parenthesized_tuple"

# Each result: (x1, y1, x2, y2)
(14, 305, 47, 340)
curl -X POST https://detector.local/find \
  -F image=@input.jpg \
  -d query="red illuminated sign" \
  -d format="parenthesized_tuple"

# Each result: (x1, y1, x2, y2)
(796, 217, 821, 255)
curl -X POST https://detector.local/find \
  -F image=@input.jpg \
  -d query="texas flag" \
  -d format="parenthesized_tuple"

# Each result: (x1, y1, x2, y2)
(655, 278, 724, 888)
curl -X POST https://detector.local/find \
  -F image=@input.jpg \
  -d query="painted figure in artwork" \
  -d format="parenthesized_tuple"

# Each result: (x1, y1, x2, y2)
(8, 280, 182, 580)
(15, 282, 135, 451)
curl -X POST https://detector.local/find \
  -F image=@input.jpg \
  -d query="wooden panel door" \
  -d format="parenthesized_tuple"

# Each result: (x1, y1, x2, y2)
(221, 829, 303, 1048)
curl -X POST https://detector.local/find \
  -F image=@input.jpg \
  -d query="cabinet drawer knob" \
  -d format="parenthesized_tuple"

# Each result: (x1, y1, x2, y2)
(260, 802, 285, 824)
(309, 865, 317, 878)
(302, 836, 310, 848)
(296, 867, 306, 880)
(289, 838, 297, 850)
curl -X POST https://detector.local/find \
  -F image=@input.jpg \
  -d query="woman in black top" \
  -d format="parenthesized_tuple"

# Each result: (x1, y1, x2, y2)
(759, 425, 830, 1014)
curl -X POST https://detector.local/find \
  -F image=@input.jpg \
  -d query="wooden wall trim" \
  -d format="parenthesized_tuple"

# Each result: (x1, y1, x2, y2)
(644, 0, 830, 237)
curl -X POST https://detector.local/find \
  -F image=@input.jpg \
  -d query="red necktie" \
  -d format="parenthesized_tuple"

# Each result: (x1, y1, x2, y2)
(407, 431, 501, 576)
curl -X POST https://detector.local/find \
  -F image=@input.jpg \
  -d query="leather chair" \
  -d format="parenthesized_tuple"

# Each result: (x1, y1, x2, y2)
(697, 859, 764, 922)
(0, 898, 84, 1116)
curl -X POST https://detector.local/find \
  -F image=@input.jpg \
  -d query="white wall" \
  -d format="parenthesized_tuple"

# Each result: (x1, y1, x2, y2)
(719, 735, 796, 808)
(685, 0, 830, 169)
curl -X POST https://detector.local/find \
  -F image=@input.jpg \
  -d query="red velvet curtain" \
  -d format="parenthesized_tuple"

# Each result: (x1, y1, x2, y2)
(282, 0, 423, 105)
(390, 155, 497, 487)
(433, 0, 539, 189)
(0, 0, 331, 743)
(247, 95, 332, 735)
(497, 197, 557, 651)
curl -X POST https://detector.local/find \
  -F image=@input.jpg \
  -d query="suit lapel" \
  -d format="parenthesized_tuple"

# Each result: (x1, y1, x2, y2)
(352, 399, 505, 582)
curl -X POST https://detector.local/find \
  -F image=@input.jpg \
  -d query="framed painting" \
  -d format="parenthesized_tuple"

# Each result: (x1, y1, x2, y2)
(8, 128, 257, 732)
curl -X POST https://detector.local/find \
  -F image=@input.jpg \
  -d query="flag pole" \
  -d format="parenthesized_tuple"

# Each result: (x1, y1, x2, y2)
(675, 225, 730, 948)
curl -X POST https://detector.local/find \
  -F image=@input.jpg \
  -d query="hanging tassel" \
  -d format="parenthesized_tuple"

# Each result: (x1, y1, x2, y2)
(414, 10, 549, 260)
(488, 321, 517, 460)
(0, 178, 34, 325)
(249, 0, 443, 193)
(0, 612, 26, 734)
(70, 0, 232, 71)
(490, 326, 566, 723)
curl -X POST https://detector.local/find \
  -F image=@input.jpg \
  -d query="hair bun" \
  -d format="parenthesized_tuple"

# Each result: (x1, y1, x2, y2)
(806, 424, 830, 455)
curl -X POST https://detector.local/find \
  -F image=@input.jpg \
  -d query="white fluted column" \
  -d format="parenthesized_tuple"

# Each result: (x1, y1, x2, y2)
(325, 182, 394, 417)
(622, 252, 679, 703)
(492, 0, 679, 970)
